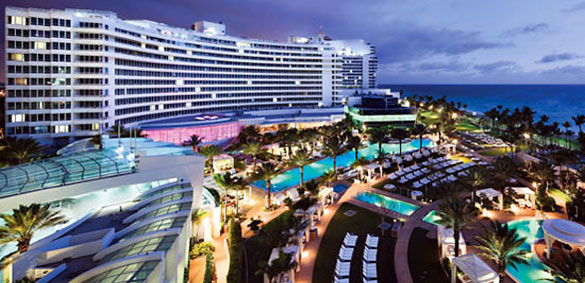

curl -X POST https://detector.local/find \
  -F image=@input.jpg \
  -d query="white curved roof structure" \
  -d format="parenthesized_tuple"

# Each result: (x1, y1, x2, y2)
(543, 219, 585, 247)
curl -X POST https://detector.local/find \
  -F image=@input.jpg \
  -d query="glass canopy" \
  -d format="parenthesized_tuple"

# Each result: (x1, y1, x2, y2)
(0, 149, 135, 199)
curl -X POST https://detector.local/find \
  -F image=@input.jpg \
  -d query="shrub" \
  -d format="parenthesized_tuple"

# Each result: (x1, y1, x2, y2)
(203, 253, 215, 283)
(283, 197, 293, 209)
(191, 242, 215, 259)
(227, 219, 242, 283)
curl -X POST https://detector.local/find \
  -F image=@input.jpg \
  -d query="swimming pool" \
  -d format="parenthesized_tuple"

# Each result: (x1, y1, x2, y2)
(354, 191, 420, 216)
(506, 220, 556, 283)
(422, 210, 441, 225)
(252, 139, 433, 192)
(333, 183, 350, 193)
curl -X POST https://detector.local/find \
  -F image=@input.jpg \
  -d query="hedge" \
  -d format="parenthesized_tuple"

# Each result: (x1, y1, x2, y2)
(226, 219, 242, 283)
(203, 253, 215, 283)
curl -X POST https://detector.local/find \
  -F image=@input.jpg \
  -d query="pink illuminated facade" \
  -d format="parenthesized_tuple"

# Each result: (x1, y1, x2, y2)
(143, 121, 242, 145)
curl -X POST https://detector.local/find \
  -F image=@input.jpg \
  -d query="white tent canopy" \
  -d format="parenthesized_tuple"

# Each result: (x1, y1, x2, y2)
(543, 219, 585, 259)
(475, 188, 503, 210)
(437, 225, 466, 259)
(507, 187, 536, 208)
(451, 254, 499, 283)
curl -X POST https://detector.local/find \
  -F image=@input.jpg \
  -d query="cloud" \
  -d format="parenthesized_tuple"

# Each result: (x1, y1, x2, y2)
(542, 65, 585, 76)
(537, 53, 582, 63)
(473, 61, 518, 73)
(372, 23, 507, 63)
(563, 1, 585, 13)
(501, 23, 550, 37)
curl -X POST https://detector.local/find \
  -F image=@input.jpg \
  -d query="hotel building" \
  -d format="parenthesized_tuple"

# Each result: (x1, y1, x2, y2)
(4, 7, 378, 145)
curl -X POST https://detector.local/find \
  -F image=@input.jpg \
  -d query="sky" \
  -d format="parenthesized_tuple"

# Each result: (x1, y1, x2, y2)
(2, 0, 585, 84)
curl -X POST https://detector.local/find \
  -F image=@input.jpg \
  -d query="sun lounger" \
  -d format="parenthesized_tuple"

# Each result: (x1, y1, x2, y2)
(335, 260, 351, 277)
(362, 263, 377, 279)
(366, 234, 379, 248)
(334, 277, 349, 283)
(343, 233, 358, 247)
(363, 248, 378, 262)
(338, 246, 354, 261)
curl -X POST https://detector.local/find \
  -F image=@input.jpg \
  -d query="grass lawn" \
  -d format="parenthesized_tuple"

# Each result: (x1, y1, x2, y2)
(451, 155, 472, 163)
(313, 203, 398, 283)
(456, 121, 482, 133)
(478, 147, 509, 156)
(244, 210, 294, 283)
(549, 188, 571, 203)
(418, 111, 440, 125)
(408, 227, 449, 283)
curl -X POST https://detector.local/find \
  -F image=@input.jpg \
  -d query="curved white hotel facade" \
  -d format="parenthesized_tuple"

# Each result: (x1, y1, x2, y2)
(4, 7, 378, 144)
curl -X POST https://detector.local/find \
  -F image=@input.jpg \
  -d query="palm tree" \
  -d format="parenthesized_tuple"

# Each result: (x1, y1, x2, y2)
(253, 162, 281, 208)
(213, 173, 237, 219)
(303, 179, 321, 197)
(436, 197, 477, 257)
(368, 128, 388, 154)
(572, 115, 585, 134)
(391, 128, 410, 155)
(191, 208, 210, 240)
(347, 135, 362, 161)
(232, 177, 249, 215)
(462, 166, 488, 203)
(256, 251, 298, 283)
(323, 135, 345, 174)
(184, 134, 203, 152)
(544, 250, 585, 282)
(475, 221, 529, 282)
(238, 125, 261, 144)
(411, 123, 428, 150)
(289, 149, 311, 187)
(0, 203, 66, 253)
(199, 145, 223, 171)
(242, 142, 264, 171)
(321, 170, 337, 187)
(490, 157, 514, 191)
(2, 137, 44, 165)
(529, 161, 555, 192)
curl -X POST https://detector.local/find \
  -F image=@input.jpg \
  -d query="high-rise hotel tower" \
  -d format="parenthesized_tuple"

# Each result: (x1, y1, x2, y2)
(4, 7, 377, 143)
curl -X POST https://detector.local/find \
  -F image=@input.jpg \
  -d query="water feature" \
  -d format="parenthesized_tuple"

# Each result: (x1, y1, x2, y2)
(506, 220, 556, 283)
(354, 191, 420, 216)
(252, 139, 433, 192)
(422, 210, 441, 225)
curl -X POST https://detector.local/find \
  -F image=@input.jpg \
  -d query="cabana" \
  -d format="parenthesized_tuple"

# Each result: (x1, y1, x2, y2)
(542, 219, 585, 259)
(451, 254, 499, 283)
(264, 246, 300, 283)
(475, 188, 503, 211)
(318, 187, 336, 205)
(212, 154, 234, 173)
(442, 143, 457, 154)
(287, 189, 302, 202)
(507, 187, 535, 209)
(362, 163, 382, 182)
(437, 225, 466, 259)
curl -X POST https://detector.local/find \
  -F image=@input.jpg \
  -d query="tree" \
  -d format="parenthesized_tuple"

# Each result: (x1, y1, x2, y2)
(391, 128, 410, 155)
(184, 134, 203, 152)
(462, 166, 489, 203)
(320, 170, 337, 187)
(242, 142, 264, 171)
(489, 157, 514, 191)
(475, 221, 529, 282)
(0, 203, 66, 253)
(1, 137, 44, 165)
(238, 125, 261, 144)
(436, 197, 477, 257)
(253, 162, 281, 208)
(256, 251, 298, 283)
(199, 145, 223, 170)
(529, 161, 554, 192)
(289, 149, 311, 187)
(213, 173, 237, 220)
(544, 250, 585, 283)
(347, 135, 362, 161)
(323, 135, 345, 174)
(411, 123, 428, 150)
(191, 209, 210, 240)
(572, 115, 585, 134)
(368, 128, 388, 154)
(303, 179, 321, 197)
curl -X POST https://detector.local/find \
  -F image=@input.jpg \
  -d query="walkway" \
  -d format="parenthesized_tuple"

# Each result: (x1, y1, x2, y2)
(294, 182, 368, 283)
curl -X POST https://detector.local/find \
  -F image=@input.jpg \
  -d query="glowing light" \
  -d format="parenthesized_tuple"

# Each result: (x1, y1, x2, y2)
(302, 250, 309, 258)
(532, 182, 538, 188)
(451, 113, 458, 119)
(524, 133, 531, 139)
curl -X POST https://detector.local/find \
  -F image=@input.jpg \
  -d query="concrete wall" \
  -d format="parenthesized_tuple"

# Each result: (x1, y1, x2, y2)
(36, 229, 115, 266)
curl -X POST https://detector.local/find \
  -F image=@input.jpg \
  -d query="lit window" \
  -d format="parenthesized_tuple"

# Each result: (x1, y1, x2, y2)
(10, 53, 25, 61)
(10, 16, 26, 25)
(33, 42, 47, 50)
(11, 114, 25, 122)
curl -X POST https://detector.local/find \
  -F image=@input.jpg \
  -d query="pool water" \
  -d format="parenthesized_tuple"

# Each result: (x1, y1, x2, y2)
(506, 220, 556, 283)
(422, 210, 441, 225)
(253, 139, 433, 192)
(354, 191, 420, 216)
(333, 183, 350, 193)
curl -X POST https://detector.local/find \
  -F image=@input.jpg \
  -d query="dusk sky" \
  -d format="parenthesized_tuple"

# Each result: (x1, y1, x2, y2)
(2, 0, 585, 84)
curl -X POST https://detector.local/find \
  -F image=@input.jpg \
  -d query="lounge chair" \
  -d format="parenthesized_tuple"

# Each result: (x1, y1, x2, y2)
(343, 233, 358, 247)
(366, 234, 379, 248)
(335, 260, 351, 277)
(338, 246, 354, 261)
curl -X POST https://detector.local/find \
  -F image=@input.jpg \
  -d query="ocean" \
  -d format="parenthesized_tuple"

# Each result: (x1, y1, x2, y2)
(381, 84, 585, 129)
